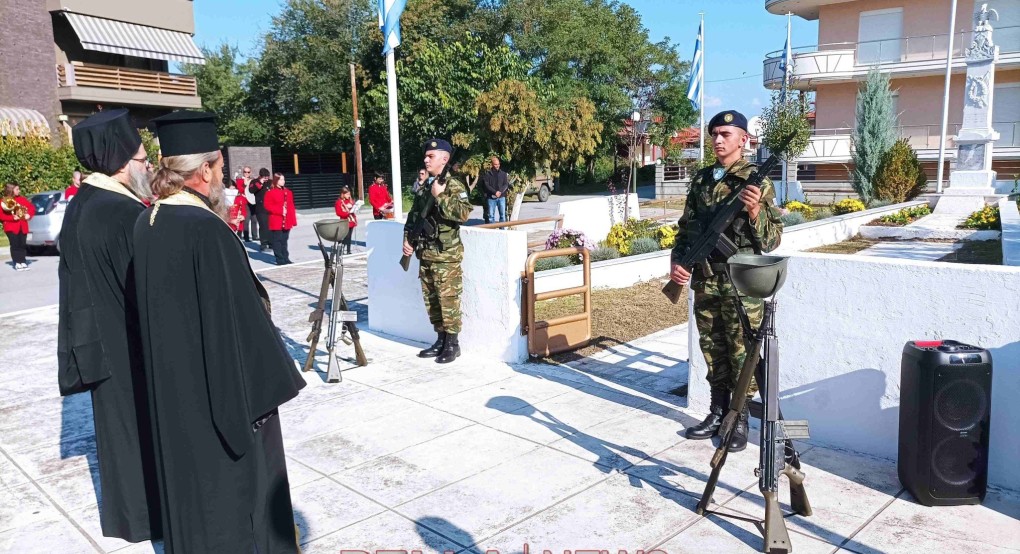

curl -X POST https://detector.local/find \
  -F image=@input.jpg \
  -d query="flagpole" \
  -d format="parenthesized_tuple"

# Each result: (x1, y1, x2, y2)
(935, 0, 958, 194)
(781, 12, 791, 203)
(386, 50, 403, 220)
(699, 12, 705, 163)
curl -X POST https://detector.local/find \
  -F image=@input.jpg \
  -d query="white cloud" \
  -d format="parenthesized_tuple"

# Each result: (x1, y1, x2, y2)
(704, 96, 723, 108)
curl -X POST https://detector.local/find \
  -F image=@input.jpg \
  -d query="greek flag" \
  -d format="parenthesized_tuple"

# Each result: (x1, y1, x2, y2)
(378, 0, 407, 55)
(686, 22, 703, 110)
(779, 16, 793, 94)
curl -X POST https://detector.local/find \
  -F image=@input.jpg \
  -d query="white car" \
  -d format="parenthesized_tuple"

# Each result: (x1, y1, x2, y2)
(27, 190, 67, 254)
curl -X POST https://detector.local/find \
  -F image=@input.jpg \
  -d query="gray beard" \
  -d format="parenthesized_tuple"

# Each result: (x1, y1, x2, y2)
(208, 180, 228, 222)
(126, 164, 153, 201)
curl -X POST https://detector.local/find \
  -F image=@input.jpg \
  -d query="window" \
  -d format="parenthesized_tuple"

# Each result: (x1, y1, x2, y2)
(858, 8, 904, 64)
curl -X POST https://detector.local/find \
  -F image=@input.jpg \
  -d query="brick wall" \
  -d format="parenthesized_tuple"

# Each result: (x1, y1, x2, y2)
(0, 1, 61, 134)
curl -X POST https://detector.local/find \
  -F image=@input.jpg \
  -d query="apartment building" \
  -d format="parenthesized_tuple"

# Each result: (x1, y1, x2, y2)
(763, 0, 1020, 194)
(0, 0, 204, 139)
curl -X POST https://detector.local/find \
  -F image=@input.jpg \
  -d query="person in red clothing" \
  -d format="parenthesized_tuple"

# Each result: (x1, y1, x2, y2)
(65, 170, 82, 201)
(367, 173, 393, 220)
(227, 182, 248, 237)
(1, 183, 36, 271)
(263, 173, 297, 265)
(334, 186, 357, 254)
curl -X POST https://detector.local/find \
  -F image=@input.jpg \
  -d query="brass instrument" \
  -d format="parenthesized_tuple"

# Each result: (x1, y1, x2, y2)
(1, 197, 27, 220)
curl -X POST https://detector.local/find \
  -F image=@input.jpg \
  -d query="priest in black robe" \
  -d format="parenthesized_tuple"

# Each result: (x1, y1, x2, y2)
(58, 108, 161, 542)
(133, 110, 305, 554)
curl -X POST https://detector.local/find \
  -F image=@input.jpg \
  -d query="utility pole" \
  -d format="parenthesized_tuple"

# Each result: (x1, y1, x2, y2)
(935, 0, 959, 194)
(350, 63, 365, 201)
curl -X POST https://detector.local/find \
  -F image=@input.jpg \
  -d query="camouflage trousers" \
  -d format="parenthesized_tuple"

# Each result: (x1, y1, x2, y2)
(693, 279, 763, 396)
(419, 260, 463, 334)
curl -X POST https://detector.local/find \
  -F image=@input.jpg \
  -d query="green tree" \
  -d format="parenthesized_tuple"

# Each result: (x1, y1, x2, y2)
(181, 44, 270, 145)
(873, 139, 927, 202)
(0, 126, 81, 195)
(851, 69, 897, 204)
(759, 89, 811, 200)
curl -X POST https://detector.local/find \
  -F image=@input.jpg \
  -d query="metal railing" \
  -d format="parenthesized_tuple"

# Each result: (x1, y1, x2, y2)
(57, 62, 198, 96)
(765, 25, 1020, 65)
(521, 247, 592, 357)
(475, 215, 565, 249)
(995, 121, 1020, 148)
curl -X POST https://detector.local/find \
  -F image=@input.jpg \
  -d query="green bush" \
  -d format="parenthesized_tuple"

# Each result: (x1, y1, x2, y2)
(591, 245, 621, 262)
(873, 139, 927, 203)
(0, 127, 83, 196)
(781, 212, 806, 226)
(878, 205, 932, 225)
(812, 207, 834, 221)
(629, 237, 660, 255)
(961, 206, 1000, 230)
(534, 256, 572, 271)
(868, 199, 893, 209)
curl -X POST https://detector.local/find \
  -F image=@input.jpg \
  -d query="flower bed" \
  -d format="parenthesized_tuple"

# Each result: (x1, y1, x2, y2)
(867, 205, 932, 227)
(959, 205, 1001, 230)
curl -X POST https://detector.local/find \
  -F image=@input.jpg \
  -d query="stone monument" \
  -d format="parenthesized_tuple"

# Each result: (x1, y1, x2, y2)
(946, 3, 1000, 200)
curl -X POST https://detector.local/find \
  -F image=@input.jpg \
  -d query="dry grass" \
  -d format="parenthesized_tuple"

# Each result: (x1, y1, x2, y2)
(935, 240, 1002, 265)
(641, 199, 686, 211)
(532, 279, 688, 362)
(806, 235, 879, 255)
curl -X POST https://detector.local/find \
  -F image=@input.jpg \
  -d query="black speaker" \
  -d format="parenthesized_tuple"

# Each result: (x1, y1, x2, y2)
(899, 340, 992, 506)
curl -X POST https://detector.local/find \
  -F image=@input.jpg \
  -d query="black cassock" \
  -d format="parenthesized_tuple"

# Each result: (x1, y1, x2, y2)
(57, 180, 161, 542)
(133, 189, 305, 554)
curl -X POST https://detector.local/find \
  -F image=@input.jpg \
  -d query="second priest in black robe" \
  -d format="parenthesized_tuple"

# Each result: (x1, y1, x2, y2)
(133, 111, 305, 553)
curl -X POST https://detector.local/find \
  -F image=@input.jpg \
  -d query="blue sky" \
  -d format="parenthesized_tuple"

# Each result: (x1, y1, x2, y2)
(190, 0, 818, 119)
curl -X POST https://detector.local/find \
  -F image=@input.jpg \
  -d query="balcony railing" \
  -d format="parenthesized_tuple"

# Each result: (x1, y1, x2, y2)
(800, 122, 1019, 161)
(57, 62, 198, 96)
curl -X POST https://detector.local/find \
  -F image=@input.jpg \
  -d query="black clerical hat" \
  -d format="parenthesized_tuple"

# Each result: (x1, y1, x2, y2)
(152, 111, 219, 157)
(707, 110, 749, 134)
(423, 138, 453, 154)
(72, 109, 142, 175)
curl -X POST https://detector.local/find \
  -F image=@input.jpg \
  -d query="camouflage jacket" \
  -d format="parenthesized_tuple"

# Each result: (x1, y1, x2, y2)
(670, 159, 783, 291)
(404, 175, 473, 263)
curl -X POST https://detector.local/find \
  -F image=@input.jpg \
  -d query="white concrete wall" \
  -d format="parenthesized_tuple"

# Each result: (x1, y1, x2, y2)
(366, 220, 529, 363)
(775, 201, 929, 254)
(688, 252, 1020, 491)
(533, 250, 670, 294)
(557, 193, 640, 244)
(999, 197, 1020, 266)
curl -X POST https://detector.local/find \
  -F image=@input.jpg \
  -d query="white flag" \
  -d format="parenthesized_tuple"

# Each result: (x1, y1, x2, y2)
(378, 0, 407, 55)
(686, 22, 703, 110)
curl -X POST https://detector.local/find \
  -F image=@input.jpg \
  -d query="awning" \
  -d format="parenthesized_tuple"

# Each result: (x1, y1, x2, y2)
(0, 107, 51, 137)
(63, 12, 205, 65)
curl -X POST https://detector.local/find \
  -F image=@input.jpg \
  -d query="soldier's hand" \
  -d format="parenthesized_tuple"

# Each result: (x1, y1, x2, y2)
(402, 239, 413, 256)
(431, 179, 447, 198)
(670, 263, 691, 286)
(739, 184, 762, 222)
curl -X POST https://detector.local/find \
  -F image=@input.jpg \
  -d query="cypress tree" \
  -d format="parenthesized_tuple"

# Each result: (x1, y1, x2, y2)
(851, 70, 897, 204)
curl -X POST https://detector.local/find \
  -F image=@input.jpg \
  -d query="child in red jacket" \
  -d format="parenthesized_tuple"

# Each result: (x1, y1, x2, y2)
(367, 173, 393, 220)
(334, 186, 357, 254)
(1, 183, 36, 271)
(263, 173, 297, 265)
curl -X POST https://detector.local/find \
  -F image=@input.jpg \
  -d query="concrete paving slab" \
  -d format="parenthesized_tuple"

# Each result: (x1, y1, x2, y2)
(290, 476, 386, 545)
(0, 515, 97, 554)
(837, 487, 1020, 554)
(283, 457, 324, 489)
(0, 396, 94, 453)
(275, 376, 370, 415)
(480, 471, 702, 552)
(68, 502, 135, 553)
(373, 361, 519, 404)
(434, 374, 576, 424)
(334, 424, 541, 508)
(8, 432, 97, 481)
(0, 455, 31, 491)
(300, 510, 467, 553)
(394, 446, 611, 546)
(287, 403, 473, 475)
(656, 503, 837, 554)
(1, 483, 61, 534)
(856, 241, 962, 261)
(34, 467, 101, 511)
(280, 386, 420, 445)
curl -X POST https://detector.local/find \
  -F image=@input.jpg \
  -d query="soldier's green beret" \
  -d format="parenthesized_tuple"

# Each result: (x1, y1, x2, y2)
(707, 110, 748, 134)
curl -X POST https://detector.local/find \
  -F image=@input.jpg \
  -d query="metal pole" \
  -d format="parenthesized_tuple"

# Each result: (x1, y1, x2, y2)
(781, 12, 791, 203)
(385, 50, 403, 220)
(350, 63, 365, 201)
(936, 0, 959, 194)
(699, 12, 705, 163)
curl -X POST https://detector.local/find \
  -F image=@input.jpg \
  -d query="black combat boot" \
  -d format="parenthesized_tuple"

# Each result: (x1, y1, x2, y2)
(418, 332, 446, 358)
(685, 387, 730, 440)
(436, 333, 461, 364)
(727, 399, 751, 452)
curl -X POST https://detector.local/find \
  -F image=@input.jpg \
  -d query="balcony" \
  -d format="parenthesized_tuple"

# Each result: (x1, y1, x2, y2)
(764, 0, 858, 20)
(56, 62, 202, 109)
(798, 122, 1020, 163)
(764, 26, 1020, 89)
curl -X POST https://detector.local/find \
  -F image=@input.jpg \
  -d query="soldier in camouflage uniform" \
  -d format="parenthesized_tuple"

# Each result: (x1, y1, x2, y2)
(402, 139, 474, 364)
(669, 110, 784, 452)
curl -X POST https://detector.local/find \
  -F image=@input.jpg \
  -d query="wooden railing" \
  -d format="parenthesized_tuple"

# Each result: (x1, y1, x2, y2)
(57, 62, 197, 96)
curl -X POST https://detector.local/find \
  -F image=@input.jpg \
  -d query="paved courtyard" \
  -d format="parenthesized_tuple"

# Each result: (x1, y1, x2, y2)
(1, 258, 1018, 553)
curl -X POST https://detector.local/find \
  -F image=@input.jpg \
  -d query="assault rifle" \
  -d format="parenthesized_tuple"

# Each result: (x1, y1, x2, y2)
(661, 134, 794, 304)
(399, 160, 453, 271)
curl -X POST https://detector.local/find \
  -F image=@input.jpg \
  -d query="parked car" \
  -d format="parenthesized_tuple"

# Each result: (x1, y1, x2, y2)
(27, 190, 67, 253)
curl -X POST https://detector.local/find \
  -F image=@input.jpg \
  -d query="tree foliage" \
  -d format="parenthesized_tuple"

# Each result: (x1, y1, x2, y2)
(181, 44, 270, 145)
(0, 126, 82, 195)
(873, 139, 927, 202)
(759, 89, 811, 160)
(852, 69, 897, 204)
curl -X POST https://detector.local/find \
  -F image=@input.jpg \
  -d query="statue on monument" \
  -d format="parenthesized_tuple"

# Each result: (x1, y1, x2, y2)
(966, 3, 999, 61)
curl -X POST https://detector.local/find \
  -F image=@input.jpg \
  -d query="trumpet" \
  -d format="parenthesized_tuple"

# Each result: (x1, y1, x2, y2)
(1, 197, 27, 220)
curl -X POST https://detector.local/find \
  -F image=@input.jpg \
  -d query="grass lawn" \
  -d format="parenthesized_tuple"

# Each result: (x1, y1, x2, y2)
(532, 279, 688, 363)
(641, 199, 686, 211)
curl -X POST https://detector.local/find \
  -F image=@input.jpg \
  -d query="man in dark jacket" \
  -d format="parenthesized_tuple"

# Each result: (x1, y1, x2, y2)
(481, 156, 510, 223)
(249, 167, 272, 251)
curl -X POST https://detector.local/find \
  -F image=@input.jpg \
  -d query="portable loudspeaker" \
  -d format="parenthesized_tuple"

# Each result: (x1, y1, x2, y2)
(899, 340, 992, 506)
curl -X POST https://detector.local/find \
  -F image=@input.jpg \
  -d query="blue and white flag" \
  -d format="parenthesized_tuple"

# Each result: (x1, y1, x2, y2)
(779, 16, 793, 94)
(378, 0, 407, 56)
(686, 22, 703, 110)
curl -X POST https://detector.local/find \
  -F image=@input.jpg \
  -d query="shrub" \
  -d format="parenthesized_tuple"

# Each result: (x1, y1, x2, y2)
(868, 199, 893, 209)
(961, 206, 1001, 230)
(629, 237, 660, 255)
(545, 228, 596, 264)
(878, 205, 932, 225)
(873, 139, 927, 203)
(656, 224, 679, 249)
(781, 212, 806, 226)
(605, 218, 659, 255)
(812, 208, 834, 221)
(591, 245, 621, 262)
(534, 256, 572, 272)
(0, 125, 83, 196)
(783, 200, 813, 217)
(832, 198, 866, 215)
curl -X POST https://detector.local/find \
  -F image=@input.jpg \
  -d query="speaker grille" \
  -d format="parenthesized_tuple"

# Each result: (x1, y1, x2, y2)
(932, 435, 982, 488)
(934, 379, 988, 431)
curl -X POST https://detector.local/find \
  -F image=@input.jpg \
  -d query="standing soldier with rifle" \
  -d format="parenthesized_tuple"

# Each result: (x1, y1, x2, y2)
(401, 139, 473, 364)
(670, 110, 784, 452)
